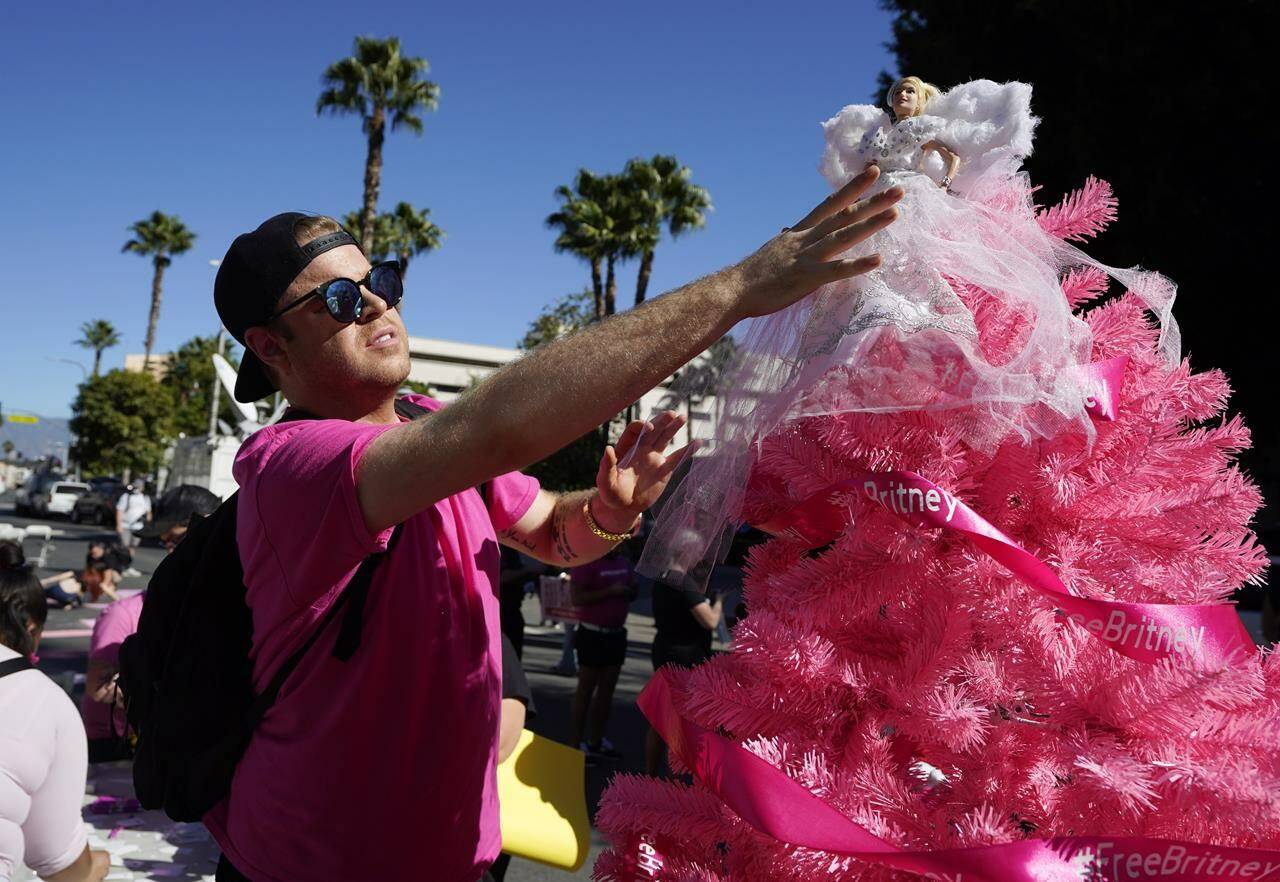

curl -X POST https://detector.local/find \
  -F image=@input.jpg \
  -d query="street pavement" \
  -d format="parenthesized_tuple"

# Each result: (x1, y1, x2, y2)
(1, 501, 667, 882)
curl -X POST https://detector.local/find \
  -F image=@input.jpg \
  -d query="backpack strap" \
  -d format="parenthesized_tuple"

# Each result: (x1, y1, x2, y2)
(0, 657, 33, 679)
(332, 525, 405, 662)
(266, 397, 487, 669)
(249, 523, 401, 723)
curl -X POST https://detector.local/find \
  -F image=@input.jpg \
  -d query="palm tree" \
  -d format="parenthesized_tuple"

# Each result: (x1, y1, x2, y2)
(383, 202, 442, 278)
(122, 212, 196, 368)
(317, 36, 440, 253)
(625, 155, 712, 306)
(344, 203, 442, 279)
(342, 209, 395, 260)
(546, 171, 640, 318)
(546, 181, 605, 318)
(75, 319, 122, 377)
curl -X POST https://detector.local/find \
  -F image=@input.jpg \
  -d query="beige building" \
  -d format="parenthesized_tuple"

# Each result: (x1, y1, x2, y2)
(404, 336, 719, 442)
(123, 352, 173, 380)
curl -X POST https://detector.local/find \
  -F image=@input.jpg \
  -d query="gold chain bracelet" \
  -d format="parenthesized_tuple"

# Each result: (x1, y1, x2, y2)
(583, 497, 638, 542)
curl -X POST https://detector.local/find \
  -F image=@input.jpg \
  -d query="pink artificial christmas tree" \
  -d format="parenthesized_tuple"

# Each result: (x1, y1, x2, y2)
(593, 175, 1275, 882)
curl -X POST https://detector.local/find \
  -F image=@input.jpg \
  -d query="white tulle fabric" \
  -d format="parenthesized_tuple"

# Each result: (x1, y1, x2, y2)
(638, 80, 1181, 590)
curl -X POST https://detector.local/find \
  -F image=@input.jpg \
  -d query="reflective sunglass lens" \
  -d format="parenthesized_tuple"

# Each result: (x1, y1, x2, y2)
(370, 264, 403, 307)
(324, 280, 364, 323)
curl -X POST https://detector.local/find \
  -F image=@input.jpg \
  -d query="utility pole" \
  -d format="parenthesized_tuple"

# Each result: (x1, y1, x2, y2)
(207, 326, 225, 439)
(206, 260, 225, 441)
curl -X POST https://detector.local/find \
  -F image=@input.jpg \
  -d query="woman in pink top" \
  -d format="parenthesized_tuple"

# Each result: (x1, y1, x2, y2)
(568, 547, 635, 759)
(0, 568, 108, 882)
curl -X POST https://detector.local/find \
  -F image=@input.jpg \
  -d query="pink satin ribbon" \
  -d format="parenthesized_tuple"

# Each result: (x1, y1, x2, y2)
(639, 670, 1280, 881)
(753, 469, 1255, 665)
(749, 353, 1254, 665)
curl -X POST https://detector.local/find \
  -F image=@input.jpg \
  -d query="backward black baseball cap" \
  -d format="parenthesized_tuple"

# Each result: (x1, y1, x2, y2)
(213, 212, 360, 402)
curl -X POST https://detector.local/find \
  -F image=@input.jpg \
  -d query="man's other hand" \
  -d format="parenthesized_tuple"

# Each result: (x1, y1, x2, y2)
(594, 411, 691, 530)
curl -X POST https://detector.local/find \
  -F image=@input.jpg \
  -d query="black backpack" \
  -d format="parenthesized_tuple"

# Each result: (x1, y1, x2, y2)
(118, 398, 431, 821)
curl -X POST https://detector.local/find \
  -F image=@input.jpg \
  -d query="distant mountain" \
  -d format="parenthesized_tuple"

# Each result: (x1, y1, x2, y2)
(0, 414, 74, 463)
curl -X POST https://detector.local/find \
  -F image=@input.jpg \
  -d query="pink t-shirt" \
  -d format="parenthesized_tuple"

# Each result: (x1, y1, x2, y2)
(569, 554, 633, 629)
(80, 592, 145, 740)
(204, 396, 540, 882)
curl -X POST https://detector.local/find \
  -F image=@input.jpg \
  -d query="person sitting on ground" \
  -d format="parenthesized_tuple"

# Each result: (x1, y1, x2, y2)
(0, 568, 110, 882)
(0, 540, 83, 609)
(78, 546, 118, 604)
(568, 543, 636, 761)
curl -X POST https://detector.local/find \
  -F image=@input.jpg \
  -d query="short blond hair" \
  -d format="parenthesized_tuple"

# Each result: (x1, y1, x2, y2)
(887, 76, 940, 117)
(292, 214, 346, 247)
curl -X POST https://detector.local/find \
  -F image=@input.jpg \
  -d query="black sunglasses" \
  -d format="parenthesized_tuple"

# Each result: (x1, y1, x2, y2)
(266, 261, 404, 325)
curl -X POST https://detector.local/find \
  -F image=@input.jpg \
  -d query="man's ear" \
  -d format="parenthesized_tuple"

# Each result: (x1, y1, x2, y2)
(244, 326, 291, 376)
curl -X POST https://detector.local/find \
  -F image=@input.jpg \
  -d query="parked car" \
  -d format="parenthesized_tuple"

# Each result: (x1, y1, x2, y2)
(71, 480, 126, 526)
(14, 472, 63, 516)
(39, 480, 90, 517)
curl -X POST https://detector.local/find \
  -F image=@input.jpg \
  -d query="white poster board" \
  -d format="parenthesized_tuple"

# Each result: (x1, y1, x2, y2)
(539, 575, 580, 624)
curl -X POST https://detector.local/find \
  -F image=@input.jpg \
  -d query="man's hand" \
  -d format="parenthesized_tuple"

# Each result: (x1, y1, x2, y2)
(593, 411, 690, 532)
(730, 165, 902, 320)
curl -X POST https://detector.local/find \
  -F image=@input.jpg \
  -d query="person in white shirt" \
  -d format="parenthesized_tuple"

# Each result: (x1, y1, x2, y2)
(0, 567, 109, 882)
(113, 484, 151, 577)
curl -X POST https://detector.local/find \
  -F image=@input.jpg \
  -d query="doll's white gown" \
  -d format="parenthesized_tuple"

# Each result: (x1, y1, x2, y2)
(639, 80, 1180, 585)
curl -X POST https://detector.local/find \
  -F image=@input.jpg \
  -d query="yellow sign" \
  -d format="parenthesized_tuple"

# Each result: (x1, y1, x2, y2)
(5, 414, 38, 425)
(497, 730, 590, 870)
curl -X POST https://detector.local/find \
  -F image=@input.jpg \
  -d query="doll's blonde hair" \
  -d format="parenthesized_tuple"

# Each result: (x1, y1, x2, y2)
(887, 76, 940, 117)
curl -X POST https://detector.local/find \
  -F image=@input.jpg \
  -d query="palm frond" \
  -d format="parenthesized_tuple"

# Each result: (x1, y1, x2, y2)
(122, 211, 196, 257)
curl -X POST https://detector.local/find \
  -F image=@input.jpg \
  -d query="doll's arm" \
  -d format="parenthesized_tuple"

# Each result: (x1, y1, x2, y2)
(921, 139, 961, 189)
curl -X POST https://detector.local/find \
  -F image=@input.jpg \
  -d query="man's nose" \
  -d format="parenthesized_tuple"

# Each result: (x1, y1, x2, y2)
(356, 286, 389, 323)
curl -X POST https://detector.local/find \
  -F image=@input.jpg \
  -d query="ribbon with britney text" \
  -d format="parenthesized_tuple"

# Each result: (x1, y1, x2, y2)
(634, 670, 1280, 882)
(752, 469, 1255, 666)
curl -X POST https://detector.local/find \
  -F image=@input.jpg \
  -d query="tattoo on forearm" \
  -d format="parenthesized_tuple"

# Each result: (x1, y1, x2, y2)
(499, 527, 539, 555)
(552, 501, 578, 563)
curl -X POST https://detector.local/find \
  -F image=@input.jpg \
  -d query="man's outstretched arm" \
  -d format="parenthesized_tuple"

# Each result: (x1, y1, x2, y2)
(357, 168, 903, 533)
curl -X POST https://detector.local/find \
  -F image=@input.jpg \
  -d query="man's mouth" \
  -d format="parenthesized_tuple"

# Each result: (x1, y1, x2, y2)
(368, 329, 397, 349)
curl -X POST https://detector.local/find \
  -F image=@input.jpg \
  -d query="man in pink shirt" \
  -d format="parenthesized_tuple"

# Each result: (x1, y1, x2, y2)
(204, 167, 900, 881)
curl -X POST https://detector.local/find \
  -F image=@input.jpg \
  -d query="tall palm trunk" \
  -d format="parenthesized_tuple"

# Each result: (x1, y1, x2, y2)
(359, 108, 386, 253)
(590, 257, 604, 320)
(398, 250, 411, 280)
(635, 250, 655, 306)
(604, 255, 617, 316)
(92, 349, 103, 377)
(143, 258, 167, 368)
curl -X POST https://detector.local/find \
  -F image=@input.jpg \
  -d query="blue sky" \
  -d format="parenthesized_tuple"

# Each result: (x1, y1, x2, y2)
(0, 0, 895, 418)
